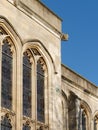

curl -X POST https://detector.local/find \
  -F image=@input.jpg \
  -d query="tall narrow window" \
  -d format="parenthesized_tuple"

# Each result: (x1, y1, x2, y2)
(23, 51, 32, 117)
(1, 116, 12, 130)
(1, 40, 13, 109)
(37, 59, 45, 122)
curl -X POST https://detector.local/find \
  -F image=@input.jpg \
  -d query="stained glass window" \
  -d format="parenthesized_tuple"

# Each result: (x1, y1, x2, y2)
(37, 59, 45, 122)
(23, 125, 31, 130)
(1, 116, 12, 130)
(23, 52, 32, 117)
(1, 41, 12, 109)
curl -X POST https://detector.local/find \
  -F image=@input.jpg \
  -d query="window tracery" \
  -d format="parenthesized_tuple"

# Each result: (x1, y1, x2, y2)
(23, 124, 31, 130)
(0, 24, 49, 129)
(23, 116, 35, 130)
(1, 114, 12, 130)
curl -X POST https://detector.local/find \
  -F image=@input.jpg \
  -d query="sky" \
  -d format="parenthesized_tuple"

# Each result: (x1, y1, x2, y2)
(41, 0, 98, 86)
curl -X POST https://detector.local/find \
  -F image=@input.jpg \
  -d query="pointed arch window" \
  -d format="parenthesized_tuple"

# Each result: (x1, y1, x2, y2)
(1, 39, 13, 110)
(23, 51, 32, 117)
(1, 116, 12, 130)
(37, 58, 45, 122)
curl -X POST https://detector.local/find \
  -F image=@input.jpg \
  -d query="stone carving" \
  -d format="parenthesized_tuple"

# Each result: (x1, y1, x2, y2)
(1, 108, 15, 128)
(32, 48, 41, 56)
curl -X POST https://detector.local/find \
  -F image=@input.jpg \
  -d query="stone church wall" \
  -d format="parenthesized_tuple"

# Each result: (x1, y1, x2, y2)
(0, 0, 63, 130)
(62, 64, 98, 130)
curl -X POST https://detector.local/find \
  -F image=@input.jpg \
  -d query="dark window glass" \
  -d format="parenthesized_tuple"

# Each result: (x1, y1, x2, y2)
(1, 42, 12, 109)
(37, 60, 45, 122)
(94, 117, 97, 130)
(1, 116, 12, 130)
(23, 53, 32, 117)
(23, 125, 31, 130)
(82, 112, 86, 130)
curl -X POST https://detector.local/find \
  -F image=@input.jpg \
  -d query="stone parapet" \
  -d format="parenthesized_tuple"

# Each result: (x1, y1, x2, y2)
(61, 64, 98, 97)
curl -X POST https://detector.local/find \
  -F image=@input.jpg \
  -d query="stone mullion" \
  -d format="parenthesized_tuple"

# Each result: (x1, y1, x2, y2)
(44, 74, 48, 126)
(11, 47, 16, 130)
(16, 50, 22, 130)
(12, 50, 16, 113)
(35, 57, 38, 130)
(31, 61, 36, 130)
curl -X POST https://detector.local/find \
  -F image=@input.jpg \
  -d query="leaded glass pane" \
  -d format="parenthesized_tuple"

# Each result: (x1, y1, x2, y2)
(37, 60, 45, 122)
(23, 53, 32, 117)
(82, 112, 86, 130)
(23, 125, 31, 130)
(1, 116, 12, 130)
(1, 42, 12, 109)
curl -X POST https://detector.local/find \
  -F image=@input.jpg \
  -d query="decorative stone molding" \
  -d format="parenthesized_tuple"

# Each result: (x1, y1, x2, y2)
(38, 57, 46, 71)
(95, 115, 98, 123)
(23, 49, 34, 64)
(37, 121, 48, 130)
(1, 107, 15, 127)
(31, 48, 41, 56)
(23, 116, 35, 127)
(0, 27, 15, 54)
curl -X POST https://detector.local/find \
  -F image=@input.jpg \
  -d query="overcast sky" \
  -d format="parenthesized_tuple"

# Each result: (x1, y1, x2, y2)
(41, 0, 98, 86)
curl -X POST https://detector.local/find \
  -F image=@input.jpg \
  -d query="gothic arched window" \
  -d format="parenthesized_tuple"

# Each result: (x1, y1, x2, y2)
(1, 116, 12, 130)
(37, 58, 45, 122)
(23, 51, 32, 117)
(1, 39, 13, 110)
